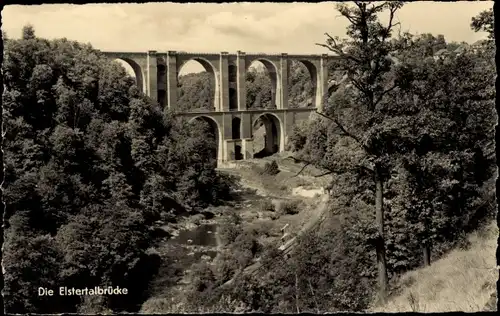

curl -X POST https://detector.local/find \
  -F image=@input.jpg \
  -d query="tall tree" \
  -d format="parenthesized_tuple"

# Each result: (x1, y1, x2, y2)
(22, 24, 36, 40)
(293, 1, 411, 304)
(396, 35, 496, 267)
(470, 8, 494, 40)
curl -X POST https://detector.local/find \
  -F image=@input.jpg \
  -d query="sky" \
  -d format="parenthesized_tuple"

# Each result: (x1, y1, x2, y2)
(2, 1, 493, 74)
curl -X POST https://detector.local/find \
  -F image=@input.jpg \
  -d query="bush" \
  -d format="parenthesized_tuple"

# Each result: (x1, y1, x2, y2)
(259, 200, 275, 212)
(277, 200, 301, 216)
(232, 231, 261, 256)
(214, 252, 239, 283)
(262, 160, 280, 176)
(190, 262, 216, 292)
(287, 121, 309, 152)
(217, 212, 242, 245)
(248, 221, 274, 237)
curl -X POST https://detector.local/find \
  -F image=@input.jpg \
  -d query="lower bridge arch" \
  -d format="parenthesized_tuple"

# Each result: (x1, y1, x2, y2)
(251, 113, 284, 158)
(188, 116, 223, 162)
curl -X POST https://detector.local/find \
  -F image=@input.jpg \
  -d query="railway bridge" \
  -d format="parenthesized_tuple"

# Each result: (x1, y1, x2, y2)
(102, 50, 339, 162)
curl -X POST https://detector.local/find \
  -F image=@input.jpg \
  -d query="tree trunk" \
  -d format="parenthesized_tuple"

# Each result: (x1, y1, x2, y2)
(422, 244, 431, 267)
(295, 271, 300, 313)
(375, 166, 388, 305)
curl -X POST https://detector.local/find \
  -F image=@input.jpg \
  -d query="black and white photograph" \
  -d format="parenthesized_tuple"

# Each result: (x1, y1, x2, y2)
(1, 1, 497, 314)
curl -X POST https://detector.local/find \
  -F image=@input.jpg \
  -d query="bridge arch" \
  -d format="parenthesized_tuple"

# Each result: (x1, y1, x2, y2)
(114, 58, 146, 94)
(246, 58, 279, 109)
(251, 113, 284, 158)
(298, 60, 318, 107)
(178, 57, 219, 112)
(288, 59, 318, 108)
(188, 115, 223, 162)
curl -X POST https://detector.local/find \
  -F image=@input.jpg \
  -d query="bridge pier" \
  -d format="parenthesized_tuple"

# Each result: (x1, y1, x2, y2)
(241, 138, 254, 160)
(146, 51, 158, 102)
(224, 139, 236, 161)
(223, 138, 253, 161)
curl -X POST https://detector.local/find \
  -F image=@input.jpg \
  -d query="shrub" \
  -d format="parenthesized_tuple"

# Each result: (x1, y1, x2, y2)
(287, 121, 309, 152)
(217, 212, 242, 245)
(259, 200, 275, 212)
(214, 252, 239, 283)
(248, 221, 274, 237)
(190, 262, 216, 292)
(262, 160, 279, 176)
(234, 249, 254, 269)
(277, 200, 301, 216)
(232, 231, 261, 256)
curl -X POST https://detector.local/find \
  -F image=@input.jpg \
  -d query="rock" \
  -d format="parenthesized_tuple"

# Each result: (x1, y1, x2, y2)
(292, 186, 325, 198)
(187, 239, 193, 244)
(184, 222, 197, 230)
(201, 255, 211, 261)
(187, 252, 195, 256)
(207, 231, 212, 234)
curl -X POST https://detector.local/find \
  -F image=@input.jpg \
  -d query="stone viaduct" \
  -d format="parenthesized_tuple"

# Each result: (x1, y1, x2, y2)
(102, 50, 338, 163)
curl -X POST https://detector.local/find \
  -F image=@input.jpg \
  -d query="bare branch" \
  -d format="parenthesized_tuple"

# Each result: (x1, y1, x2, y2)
(286, 155, 339, 178)
(285, 156, 311, 178)
(381, 6, 397, 43)
(373, 83, 398, 108)
(339, 5, 360, 26)
(348, 76, 369, 95)
(325, 32, 338, 47)
(316, 43, 342, 56)
(316, 33, 361, 63)
(294, 162, 311, 178)
(314, 170, 334, 178)
(315, 111, 370, 152)
(371, 3, 388, 14)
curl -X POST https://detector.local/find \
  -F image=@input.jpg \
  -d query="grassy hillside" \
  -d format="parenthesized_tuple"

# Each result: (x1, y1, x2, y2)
(372, 221, 498, 312)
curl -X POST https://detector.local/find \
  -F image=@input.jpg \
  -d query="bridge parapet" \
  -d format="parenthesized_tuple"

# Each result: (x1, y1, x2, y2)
(175, 51, 231, 56)
(101, 51, 147, 58)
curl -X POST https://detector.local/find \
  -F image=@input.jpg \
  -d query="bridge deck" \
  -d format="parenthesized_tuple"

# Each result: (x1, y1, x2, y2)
(175, 107, 317, 115)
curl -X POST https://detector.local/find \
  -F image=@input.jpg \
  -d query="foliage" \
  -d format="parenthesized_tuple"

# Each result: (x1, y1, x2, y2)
(231, 230, 261, 268)
(470, 8, 494, 40)
(262, 160, 280, 175)
(175, 61, 315, 111)
(289, 0, 496, 307)
(277, 200, 301, 216)
(177, 72, 215, 111)
(246, 67, 273, 108)
(259, 200, 276, 213)
(223, 214, 377, 313)
(217, 212, 243, 245)
(2, 26, 232, 313)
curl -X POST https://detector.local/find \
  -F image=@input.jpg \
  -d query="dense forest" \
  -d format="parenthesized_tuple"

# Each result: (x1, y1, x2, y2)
(1, 2, 496, 314)
(2, 25, 233, 313)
